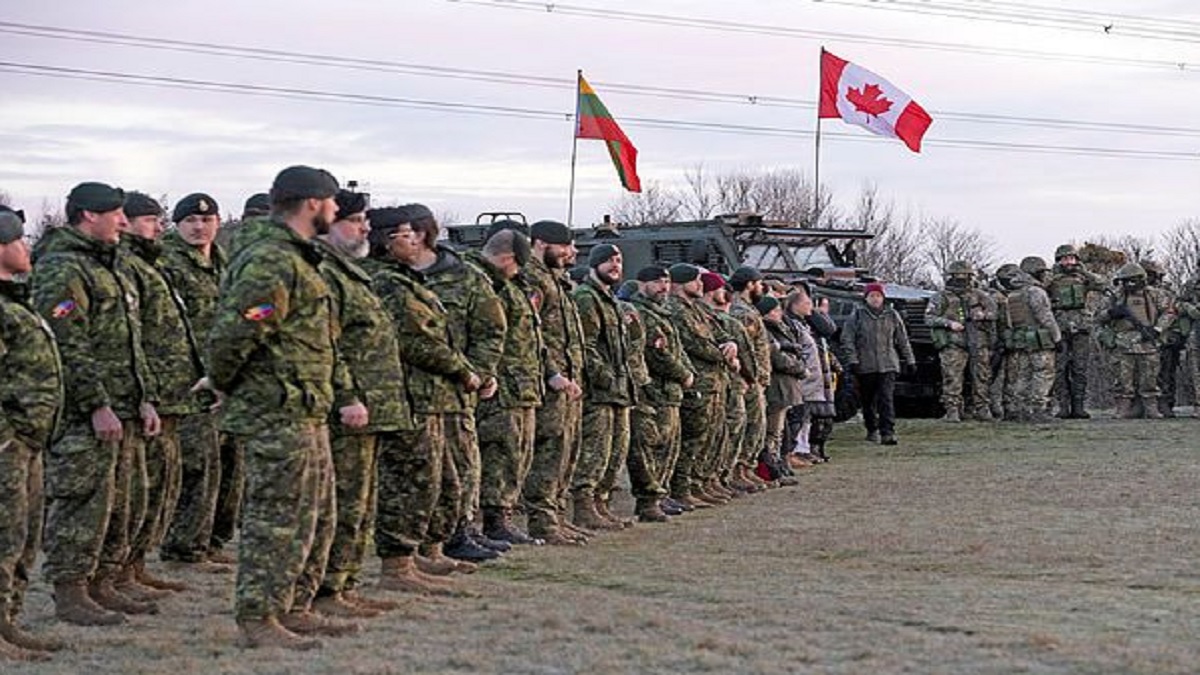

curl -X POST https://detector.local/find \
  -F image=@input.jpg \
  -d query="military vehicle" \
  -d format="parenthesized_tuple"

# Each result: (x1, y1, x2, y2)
(446, 212, 940, 418)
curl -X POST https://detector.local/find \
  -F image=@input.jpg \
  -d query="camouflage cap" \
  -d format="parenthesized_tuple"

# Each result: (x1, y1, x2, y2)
(0, 211, 24, 244)
(242, 192, 270, 218)
(123, 191, 163, 220)
(270, 165, 339, 202)
(67, 182, 125, 215)
(530, 220, 573, 245)
(172, 193, 219, 222)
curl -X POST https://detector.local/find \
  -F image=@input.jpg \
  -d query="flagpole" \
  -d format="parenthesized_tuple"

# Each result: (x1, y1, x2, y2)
(813, 48, 824, 228)
(567, 69, 582, 226)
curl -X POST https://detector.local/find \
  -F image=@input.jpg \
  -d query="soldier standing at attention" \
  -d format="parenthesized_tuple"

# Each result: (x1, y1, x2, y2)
(206, 166, 367, 650)
(726, 266, 772, 491)
(1174, 276, 1200, 418)
(1096, 263, 1174, 419)
(1143, 260, 1183, 417)
(0, 209, 65, 660)
(1045, 244, 1108, 419)
(996, 267, 1061, 423)
(925, 261, 997, 422)
(33, 182, 161, 626)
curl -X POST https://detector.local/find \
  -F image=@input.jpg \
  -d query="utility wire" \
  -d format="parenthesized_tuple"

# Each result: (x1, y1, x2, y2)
(4, 21, 1200, 139)
(2, 61, 1195, 161)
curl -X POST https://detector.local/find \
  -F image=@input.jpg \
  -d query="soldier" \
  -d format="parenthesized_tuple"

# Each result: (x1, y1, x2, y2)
(996, 266, 1061, 422)
(571, 244, 636, 530)
(925, 261, 997, 422)
(521, 220, 587, 546)
(1144, 260, 1183, 417)
(840, 282, 916, 445)
(1020, 256, 1051, 288)
(404, 205, 506, 561)
(1096, 263, 1174, 419)
(309, 190, 414, 618)
(985, 269, 1012, 420)
(205, 166, 366, 649)
(1175, 276, 1200, 418)
(727, 266, 772, 490)
(0, 209, 64, 660)
(1045, 244, 1108, 419)
(159, 194, 229, 570)
(470, 225, 547, 544)
(703, 272, 753, 496)
(33, 182, 161, 626)
(363, 206, 483, 590)
(598, 281, 643, 524)
(117, 192, 201, 600)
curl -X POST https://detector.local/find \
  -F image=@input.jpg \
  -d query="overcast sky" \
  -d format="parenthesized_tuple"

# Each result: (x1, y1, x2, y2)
(1, 0, 1198, 263)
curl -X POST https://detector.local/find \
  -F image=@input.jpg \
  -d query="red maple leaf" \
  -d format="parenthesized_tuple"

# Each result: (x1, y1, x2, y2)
(845, 83, 893, 117)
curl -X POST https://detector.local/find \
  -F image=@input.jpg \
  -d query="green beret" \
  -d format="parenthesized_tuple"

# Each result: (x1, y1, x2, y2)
(530, 220, 572, 245)
(755, 295, 780, 315)
(67, 182, 125, 216)
(0, 212, 24, 244)
(587, 243, 620, 268)
(242, 193, 270, 218)
(668, 263, 700, 284)
(636, 265, 668, 282)
(123, 191, 163, 220)
(172, 193, 219, 222)
(270, 165, 339, 202)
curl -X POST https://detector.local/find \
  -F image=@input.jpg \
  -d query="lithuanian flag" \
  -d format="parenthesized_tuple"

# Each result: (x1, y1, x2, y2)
(575, 74, 641, 193)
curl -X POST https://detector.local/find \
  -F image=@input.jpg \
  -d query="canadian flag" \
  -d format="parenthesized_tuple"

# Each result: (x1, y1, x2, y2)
(819, 49, 932, 153)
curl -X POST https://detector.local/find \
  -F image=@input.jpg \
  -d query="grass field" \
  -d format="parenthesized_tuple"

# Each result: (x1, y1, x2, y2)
(9, 414, 1200, 674)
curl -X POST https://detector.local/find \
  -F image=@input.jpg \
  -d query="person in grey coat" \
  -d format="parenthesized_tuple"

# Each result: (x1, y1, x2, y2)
(840, 283, 916, 445)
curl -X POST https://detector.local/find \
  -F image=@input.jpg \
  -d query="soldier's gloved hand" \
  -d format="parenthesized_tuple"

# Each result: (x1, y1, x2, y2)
(340, 402, 369, 429)
(140, 402, 162, 438)
(92, 406, 123, 443)
(479, 377, 499, 400)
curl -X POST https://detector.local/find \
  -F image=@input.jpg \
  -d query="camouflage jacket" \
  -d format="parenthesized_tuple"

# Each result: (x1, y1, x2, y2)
(159, 229, 227, 368)
(318, 242, 415, 434)
(0, 279, 64, 450)
(573, 276, 635, 406)
(1096, 285, 1174, 355)
(418, 246, 507, 410)
(729, 296, 771, 388)
(630, 291, 694, 407)
(524, 256, 585, 384)
(32, 227, 153, 421)
(618, 298, 650, 389)
(466, 251, 544, 408)
(715, 307, 753, 395)
(1046, 265, 1107, 334)
(924, 286, 997, 352)
(207, 219, 351, 433)
(121, 233, 204, 416)
(1004, 281, 1061, 351)
(363, 257, 475, 414)
(665, 293, 732, 393)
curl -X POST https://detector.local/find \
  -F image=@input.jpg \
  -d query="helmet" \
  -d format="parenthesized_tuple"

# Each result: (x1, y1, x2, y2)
(945, 260, 975, 277)
(1054, 244, 1078, 261)
(1020, 256, 1049, 276)
(1140, 259, 1164, 277)
(994, 263, 1022, 290)
(1114, 262, 1147, 282)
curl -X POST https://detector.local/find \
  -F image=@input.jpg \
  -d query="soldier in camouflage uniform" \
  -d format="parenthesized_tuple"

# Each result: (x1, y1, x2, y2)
(572, 244, 636, 530)
(206, 166, 365, 650)
(727, 266, 772, 492)
(1020, 256, 1051, 289)
(118, 193, 204, 600)
(364, 206, 483, 591)
(703, 272, 752, 499)
(469, 226, 546, 545)
(521, 221, 588, 545)
(1143, 260, 1183, 417)
(1096, 263, 1174, 419)
(925, 261, 998, 422)
(0, 210, 65, 660)
(32, 183, 161, 627)
(1046, 244, 1108, 419)
(159, 195, 228, 569)
(597, 281, 645, 525)
(1175, 276, 1200, 418)
(996, 266, 1061, 422)
(405, 206, 507, 561)
(986, 269, 1011, 420)
(311, 191, 414, 618)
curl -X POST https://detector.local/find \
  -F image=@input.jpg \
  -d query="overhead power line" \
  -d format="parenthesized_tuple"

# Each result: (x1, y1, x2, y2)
(1, 60, 1195, 162)
(4, 21, 1200, 139)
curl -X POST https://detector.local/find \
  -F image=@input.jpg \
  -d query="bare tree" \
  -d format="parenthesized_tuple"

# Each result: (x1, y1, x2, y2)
(609, 181, 682, 225)
(921, 217, 998, 283)
(851, 184, 931, 286)
(681, 164, 716, 221)
(1158, 218, 1200, 286)
(0, 189, 11, 207)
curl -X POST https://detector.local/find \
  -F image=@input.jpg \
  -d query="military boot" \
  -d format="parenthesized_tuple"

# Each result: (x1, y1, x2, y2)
(1069, 397, 1091, 419)
(635, 498, 670, 523)
(940, 406, 961, 423)
(134, 561, 189, 592)
(115, 565, 171, 601)
(0, 601, 62, 654)
(236, 616, 322, 651)
(675, 493, 712, 509)
(594, 496, 634, 528)
(572, 492, 622, 531)
(417, 543, 478, 575)
(467, 523, 512, 552)
(342, 589, 403, 612)
(0, 635, 50, 662)
(377, 556, 461, 596)
(560, 519, 596, 540)
(1143, 398, 1163, 419)
(279, 610, 362, 637)
(53, 581, 124, 626)
(483, 507, 539, 545)
(89, 574, 158, 615)
(1115, 398, 1138, 419)
(311, 592, 381, 619)
(443, 529, 501, 563)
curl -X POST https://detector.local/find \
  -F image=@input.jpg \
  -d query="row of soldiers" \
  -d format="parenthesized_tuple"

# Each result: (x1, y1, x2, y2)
(926, 246, 1200, 422)
(0, 167, 835, 657)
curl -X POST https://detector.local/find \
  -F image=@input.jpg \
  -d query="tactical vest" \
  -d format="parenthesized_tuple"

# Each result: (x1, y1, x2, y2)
(1049, 274, 1087, 311)
(1125, 290, 1157, 326)
(1004, 288, 1054, 350)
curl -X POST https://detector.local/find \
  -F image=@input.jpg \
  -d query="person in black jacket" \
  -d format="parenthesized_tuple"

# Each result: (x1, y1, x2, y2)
(840, 283, 916, 445)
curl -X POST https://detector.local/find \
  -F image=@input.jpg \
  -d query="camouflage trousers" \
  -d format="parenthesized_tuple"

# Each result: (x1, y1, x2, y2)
(990, 357, 1008, 419)
(292, 431, 336, 611)
(42, 420, 120, 584)
(211, 432, 244, 552)
(163, 412, 220, 561)
(598, 406, 631, 499)
(98, 421, 148, 577)
(939, 346, 991, 415)
(522, 390, 580, 533)
(740, 384, 767, 468)
(130, 416, 182, 565)
(443, 412, 478, 528)
(0, 438, 43, 617)
(375, 415, 455, 558)
(233, 422, 328, 621)
(689, 386, 727, 491)
(1053, 331, 1092, 413)
(671, 390, 719, 498)
(1157, 343, 1183, 412)
(626, 404, 670, 500)
(1003, 349, 1056, 419)
(574, 402, 621, 498)
(1111, 351, 1160, 400)
(478, 402, 536, 511)
(715, 385, 747, 481)
(320, 433, 378, 594)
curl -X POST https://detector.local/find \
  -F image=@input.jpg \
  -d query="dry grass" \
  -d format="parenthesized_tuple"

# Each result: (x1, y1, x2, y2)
(10, 414, 1200, 674)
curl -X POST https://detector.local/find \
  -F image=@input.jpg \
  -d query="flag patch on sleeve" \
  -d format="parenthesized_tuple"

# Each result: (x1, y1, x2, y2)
(51, 300, 77, 319)
(243, 303, 275, 321)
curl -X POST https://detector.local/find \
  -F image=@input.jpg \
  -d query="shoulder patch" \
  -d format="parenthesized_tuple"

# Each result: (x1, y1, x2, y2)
(243, 303, 276, 321)
(527, 290, 542, 312)
(51, 299, 77, 319)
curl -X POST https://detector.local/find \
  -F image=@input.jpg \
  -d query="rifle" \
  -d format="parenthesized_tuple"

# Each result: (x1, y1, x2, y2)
(1109, 303, 1159, 344)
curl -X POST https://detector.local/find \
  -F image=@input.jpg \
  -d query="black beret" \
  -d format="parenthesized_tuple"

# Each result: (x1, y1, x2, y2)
(172, 193, 219, 223)
(270, 165, 339, 202)
(367, 207, 405, 232)
(393, 203, 434, 225)
(755, 295, 780, 315)
(0, 211, 24, 244)
(668, 263, 701, 284)
(636, 265, 668, 282)
(587, 243, 620, 268)
(530, 220, 573, 245)
(335, 190, 368, 220)
(728, 265, 763, 290)
(242, 193, 270, 218)
(485, 218, 529, 242)
(0, 204, 25, 224)
(123, 191, 163, 220)
(67, 182, 125, 215)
